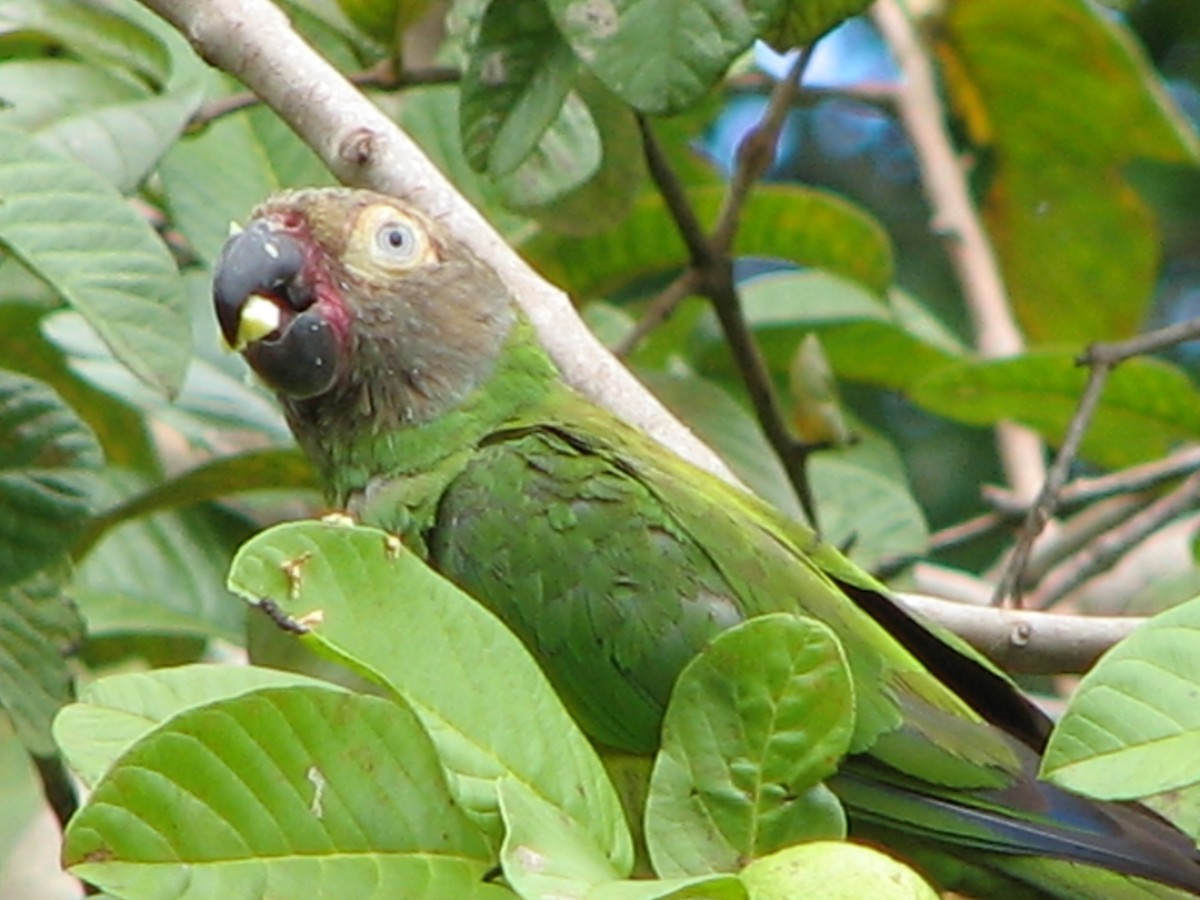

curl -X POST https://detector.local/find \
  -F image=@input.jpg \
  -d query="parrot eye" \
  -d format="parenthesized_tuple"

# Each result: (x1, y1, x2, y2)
(376, 222, 417, 260)
(354, 203, 432, 274)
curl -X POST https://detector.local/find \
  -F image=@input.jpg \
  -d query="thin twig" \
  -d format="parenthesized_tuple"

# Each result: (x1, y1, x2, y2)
(636, 115, 713, 266)
(1027, 473, 1200, 609)
(711, 47, 811, 252)
(1019, 494, 1155, 588)
(872, 0, 1044, 502)
(612, 270, 698, 358)
(636, 54, 829, 528)
(982, 445, 1200, 515)
(187, 61, 460, 132)
(995, 318, 1200, 605)
(993, 362, 1112, 605)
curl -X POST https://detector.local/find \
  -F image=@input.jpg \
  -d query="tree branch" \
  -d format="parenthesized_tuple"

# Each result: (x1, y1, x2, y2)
(872, 0, 1045, 504)
(138, 0, 738, 486)
(896, 593, 1140, 674)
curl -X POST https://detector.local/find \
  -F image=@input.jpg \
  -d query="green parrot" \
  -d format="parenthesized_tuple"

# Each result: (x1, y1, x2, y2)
(213, 187, 1200, 898)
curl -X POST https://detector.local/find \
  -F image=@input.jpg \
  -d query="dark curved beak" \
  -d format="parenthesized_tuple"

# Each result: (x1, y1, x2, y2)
(212, 219, 306, 348)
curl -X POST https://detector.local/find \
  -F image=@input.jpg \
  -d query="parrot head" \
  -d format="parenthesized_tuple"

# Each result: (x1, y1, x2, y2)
(212, 188, 516, 426)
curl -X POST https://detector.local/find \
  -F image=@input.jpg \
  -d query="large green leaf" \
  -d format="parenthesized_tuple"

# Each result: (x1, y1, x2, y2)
(1042, 595, 1200, 800)
(738, 841, 937, 899)
(909, 350, 1200, 469)
(545, 0, 784, 114)
(0, 370, 101, 586)
(646, 614, 851, 877)
(0, 127, 190, 396)
(525, 186, 893, 300)
(227, 519, 633, 871)
(54, 665, 339, 787)
(0, 573, 82, 756)
(64, 686, 507, 899)
(461, 0, 580, 176)
(938, 0, 1200, 343)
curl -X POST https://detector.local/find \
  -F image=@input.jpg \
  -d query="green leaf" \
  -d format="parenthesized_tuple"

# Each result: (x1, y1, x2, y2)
(764, 0, 872, 50)
(35, 81, 204, 193)
(64, 686, 507, 899)
(0, 127, 190, 396)
(909, 350, 1200, 469)
(227, 519, 633, 871)
(545, 0, 784, 114)
(42, 310, 292, 448)
(524, 185, 893, 300)
(498, 776, 622, 898)
(73, 474, 250, 643)
(514, 78, 645, 234)
(54, 664, 339, 787)
(461, 0, 579, 176)
(1042, 594, 1200, 800)
(0, 573, 82, 756)
(0, 0, 171, 87)
(495, 90, 603, 207)
(691, 272, 961, 393)
(0, 301, 158, 474)
(646, 614, 851, 877)
(0, 369, 101, 586)
(499, 776, 748, 900)
(78, 448, 316, 557)
(938, 0, 1200, 343)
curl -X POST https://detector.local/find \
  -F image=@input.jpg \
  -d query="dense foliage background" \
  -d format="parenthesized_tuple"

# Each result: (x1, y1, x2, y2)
(1, 0, 1200, 896)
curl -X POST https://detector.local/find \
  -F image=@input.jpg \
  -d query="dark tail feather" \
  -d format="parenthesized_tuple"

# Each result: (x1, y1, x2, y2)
(833, 760, 1200, 897)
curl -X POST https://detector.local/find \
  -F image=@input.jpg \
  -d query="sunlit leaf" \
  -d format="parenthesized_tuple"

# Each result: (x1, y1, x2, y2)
(646, 614, 851, 876)
(1042, 595, 1200, 800)
(64, 686, 506, 898)
(54, 665, 339, 787)
(910, 350, 1200, 469)
(228, 519, 633, 870)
